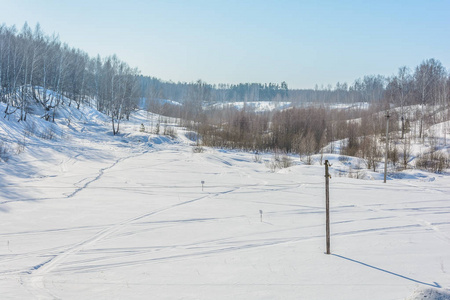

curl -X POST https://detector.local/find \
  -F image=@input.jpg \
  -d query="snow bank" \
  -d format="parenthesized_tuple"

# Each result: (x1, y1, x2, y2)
(211, 101, 292, 112)
(329, 102, 369, 110)
(406, 288, 450, 300)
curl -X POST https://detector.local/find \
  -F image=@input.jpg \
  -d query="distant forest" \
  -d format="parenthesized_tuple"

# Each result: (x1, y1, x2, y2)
(1, 22, 450, 172)
(2, 23, 448, 111)
(1, 23, 449, 136)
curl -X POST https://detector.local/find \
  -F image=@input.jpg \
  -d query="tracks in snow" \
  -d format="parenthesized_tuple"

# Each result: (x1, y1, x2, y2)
(23, 146, 242, 298)
(64, 150, 148, 198)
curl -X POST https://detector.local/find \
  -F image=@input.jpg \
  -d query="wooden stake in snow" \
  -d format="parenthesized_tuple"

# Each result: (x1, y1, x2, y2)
(201, 180, 205, 191)
(325, 160, 331, 255)
(260, 210, 263, 222)
(384, 111, 390, 183)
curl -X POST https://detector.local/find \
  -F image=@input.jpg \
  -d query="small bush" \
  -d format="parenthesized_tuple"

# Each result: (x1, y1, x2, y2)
(0, 142, 11, 162)
(416, 152, 449, 173)
(266, 152, 293, 172)
(164, 126, 177, 138)
(339, 155, 350, 163)
(347, 169, 364, 179)
(192, 146, 205, 153)
(24, 120, 37, 137)
(15, 139, 26, 154)
(38, 126, 56, 140)
(253, 151, 262, 163)
(280, 154, 294, 168)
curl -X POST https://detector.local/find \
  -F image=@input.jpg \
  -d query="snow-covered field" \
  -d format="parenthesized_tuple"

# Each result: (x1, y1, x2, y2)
(1, 105, 450, 299)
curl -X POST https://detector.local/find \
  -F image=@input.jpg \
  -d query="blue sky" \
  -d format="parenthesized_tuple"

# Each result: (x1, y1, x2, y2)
(1, 0, 449, 89)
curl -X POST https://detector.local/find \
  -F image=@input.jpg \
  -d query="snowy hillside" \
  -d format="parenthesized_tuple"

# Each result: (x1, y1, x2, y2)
(211, 101, 292, 112)
(0, 101, 450, 299)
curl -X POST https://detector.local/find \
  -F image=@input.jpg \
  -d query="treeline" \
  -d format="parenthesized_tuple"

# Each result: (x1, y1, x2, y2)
(143, 60, 449, 109)
(289, 60, 449, 107)
(195, 105, 360, 154)
(2, 21, 449, 146)
(288, 76, 385, 104)
(0, 23, 140, 134)
(195, 97, 449, 171)
(217, 82, 289, 102)
(141, 77, 289, 104)
(187, 59, 450, 171)
(141, 76, 382, 105)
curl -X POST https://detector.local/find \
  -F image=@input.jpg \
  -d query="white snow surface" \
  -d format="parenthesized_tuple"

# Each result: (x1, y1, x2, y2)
(211, 101, 292, 112)
(328, 102, 370, 110)
(1, 103, 450, 299)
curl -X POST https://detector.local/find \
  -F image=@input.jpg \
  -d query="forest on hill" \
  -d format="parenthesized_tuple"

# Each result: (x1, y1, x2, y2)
(1, 23, 450, 173)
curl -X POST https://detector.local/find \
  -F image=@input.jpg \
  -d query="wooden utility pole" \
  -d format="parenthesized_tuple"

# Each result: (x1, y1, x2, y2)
(384, 111, 390, 183)
(325, 160, 331, 255)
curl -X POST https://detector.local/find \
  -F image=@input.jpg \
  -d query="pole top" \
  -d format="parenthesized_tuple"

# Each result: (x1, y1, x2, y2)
(325, 160, 332, 178)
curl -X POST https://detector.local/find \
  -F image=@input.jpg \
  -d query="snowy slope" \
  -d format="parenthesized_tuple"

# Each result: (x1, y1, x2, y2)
(211, 101, 292, 112)
(0, 103, 450, 299)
